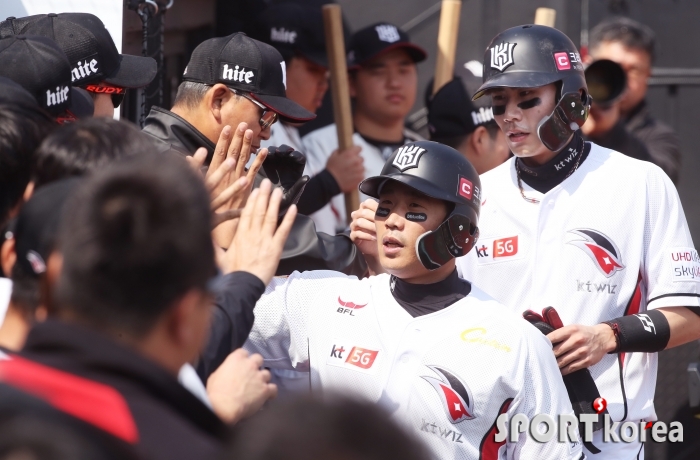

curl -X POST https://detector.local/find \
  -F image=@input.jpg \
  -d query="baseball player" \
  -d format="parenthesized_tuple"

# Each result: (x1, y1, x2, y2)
(455, 25, 700, 458)
(245, 141, 583, 459)
(300, 22, 426, 234)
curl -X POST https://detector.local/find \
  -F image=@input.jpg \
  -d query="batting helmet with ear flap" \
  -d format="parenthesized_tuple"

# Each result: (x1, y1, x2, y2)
(360, 140, 480, 270)
(474, 24, 591, 152)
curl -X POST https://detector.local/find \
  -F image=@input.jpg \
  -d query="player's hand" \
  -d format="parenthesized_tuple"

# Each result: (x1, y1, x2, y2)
(206, 348, 277, 424)
(220, 179, 297, 285)
(187, 146, 249, 229)
(326, 145, 364, 193)
(350, 199, 378, 256)
(350, 199, 385, 276)
(547, 323, 617, 375)
(208, 123, 268, 248)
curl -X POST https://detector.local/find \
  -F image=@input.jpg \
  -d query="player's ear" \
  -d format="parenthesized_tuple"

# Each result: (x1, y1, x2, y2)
(208, 84, 230, 121)
(471, 126, 489, 157)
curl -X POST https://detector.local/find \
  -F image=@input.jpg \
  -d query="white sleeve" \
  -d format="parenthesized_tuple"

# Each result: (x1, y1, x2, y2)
(642, 167, 700, 309)
(507, 329, 583, 459)
(243, 273, 312, 372)
(301, 130, 335, 177)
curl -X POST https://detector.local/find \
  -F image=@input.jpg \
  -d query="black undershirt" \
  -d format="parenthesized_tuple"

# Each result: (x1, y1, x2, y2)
(358, 133, 409, 161)
(390, 269, 472, 318)
(516, 133, 591, 194)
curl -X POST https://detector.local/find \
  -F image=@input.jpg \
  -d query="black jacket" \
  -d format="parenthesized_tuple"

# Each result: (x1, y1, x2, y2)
(142, 106, 367, 278)
(16, 321, 228, 460)
(584, 121, 652, 163)
(623, 100, 681, 183)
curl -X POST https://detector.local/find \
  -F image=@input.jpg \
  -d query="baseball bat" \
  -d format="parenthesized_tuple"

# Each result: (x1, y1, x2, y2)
(322, 4, 359, 222)
(534, 7, 557, 27)
(433, 0, 462, 95)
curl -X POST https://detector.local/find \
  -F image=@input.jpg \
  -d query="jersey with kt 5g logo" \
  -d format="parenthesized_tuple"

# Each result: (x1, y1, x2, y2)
(244, 271, 582, 459)
(458, 142, 700, 459)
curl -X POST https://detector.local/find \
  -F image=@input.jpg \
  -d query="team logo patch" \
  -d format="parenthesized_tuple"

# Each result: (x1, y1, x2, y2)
(392, 145, 425, 171)
(71, 55, 101, 83)
(554, 52, 571, 70)
(270, 27, 297, 44)
(458, 177, 472, 200)
(327, 340, 380, 373)
(336, 296, 367, 316)
(568, 229, 624, 277)
(422, 366, 475, 423)
(375, 24, 401, 43)
(490, 42, 516, 72)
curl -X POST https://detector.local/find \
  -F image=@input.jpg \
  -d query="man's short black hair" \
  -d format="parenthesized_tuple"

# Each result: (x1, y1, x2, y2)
(0, 102, 55, 228)
(590, 17, 656, 63)
(33, 118, 155, 189)
(55, 153, 215, 338)
(226, 395, 430, 460)
(432, 121, 500, 150)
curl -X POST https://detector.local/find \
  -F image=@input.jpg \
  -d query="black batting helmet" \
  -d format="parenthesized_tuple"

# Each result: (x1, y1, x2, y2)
(474, 25, 591, 152)
(360, 141, 480, 270)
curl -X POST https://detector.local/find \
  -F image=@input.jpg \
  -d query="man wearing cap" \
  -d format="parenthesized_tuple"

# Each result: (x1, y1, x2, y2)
(427, 64, 510, 175)
(301, 22, 426, 235)
(0, 35, 94, 122)
(142, 32, 366, 277)
(1, 13, 156, 117)
(256, 3, 363, 218)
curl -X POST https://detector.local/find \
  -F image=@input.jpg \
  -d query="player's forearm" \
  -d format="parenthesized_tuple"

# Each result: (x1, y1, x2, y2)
(658, 306, 700, 349)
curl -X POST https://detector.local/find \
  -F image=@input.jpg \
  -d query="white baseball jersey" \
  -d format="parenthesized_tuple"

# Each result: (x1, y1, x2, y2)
(458, 143, 700, 459)
(245, 271, 583, 459)
(300, 124, 423, 234)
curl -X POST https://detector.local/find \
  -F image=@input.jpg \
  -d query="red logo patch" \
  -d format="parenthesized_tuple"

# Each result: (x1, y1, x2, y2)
(337, 297, 367, 309)
(493, 236, 518, 258)
(345, 347, 378, 369)
(554, 52, 571, 70)
(458, 177, 473, 200)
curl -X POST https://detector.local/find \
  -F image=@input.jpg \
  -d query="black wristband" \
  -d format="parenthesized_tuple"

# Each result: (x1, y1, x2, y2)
(603, 309, 671, 353)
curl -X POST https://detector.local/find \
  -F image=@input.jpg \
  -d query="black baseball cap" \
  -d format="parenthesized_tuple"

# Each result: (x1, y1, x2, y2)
(13, 178, 82, 278)
(0, 76, 38, 107)
(0, 35, 94, 118)
(183, 33, 315, 122)
(347, 22, 427, 69)
(427, 63, 497, 139)
(257, 3, 328, 68)
(2, 13, 157, 88)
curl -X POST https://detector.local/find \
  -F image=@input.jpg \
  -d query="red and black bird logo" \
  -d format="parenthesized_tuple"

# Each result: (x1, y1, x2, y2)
(422, 366, 475, 423)
(568, 229, 624, 277)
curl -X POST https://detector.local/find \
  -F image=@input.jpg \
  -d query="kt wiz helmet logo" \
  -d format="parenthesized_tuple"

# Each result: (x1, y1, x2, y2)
(568, 229, 624, 277)
(422, 366, 475, 423)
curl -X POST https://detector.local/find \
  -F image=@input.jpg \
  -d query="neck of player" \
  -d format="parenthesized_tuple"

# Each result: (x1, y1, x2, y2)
(353, 110, 405, 143)
(520, 132, 575, 167)
(391, 267, 471, 318)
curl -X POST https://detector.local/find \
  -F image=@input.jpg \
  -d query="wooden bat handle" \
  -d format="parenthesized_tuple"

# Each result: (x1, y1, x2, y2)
(433, 0, 462, 95)
(534, 8, 556, 27)
(322, 5, 359, 222)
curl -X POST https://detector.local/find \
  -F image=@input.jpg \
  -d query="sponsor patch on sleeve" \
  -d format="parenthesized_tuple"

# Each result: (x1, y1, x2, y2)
(670, 247, 700, 282)
(474, 235, 524, 265)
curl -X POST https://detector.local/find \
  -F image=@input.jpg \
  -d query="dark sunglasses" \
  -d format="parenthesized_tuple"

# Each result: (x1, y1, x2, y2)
(83, 84, 126, 108)
(231, 89, 278, 130)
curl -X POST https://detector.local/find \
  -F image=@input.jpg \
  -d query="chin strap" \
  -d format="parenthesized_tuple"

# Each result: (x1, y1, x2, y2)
(416, 214, 478, 270)
(537, 92, 591, 151)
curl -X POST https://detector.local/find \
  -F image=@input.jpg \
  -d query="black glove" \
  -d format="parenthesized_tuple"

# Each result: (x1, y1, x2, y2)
(261, 145, 309, 219)
(263, 144, 306, 190)
(524, 307, 607, 446)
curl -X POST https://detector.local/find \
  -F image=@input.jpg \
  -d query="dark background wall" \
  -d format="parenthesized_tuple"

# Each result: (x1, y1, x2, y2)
(121, 2, 700, 457)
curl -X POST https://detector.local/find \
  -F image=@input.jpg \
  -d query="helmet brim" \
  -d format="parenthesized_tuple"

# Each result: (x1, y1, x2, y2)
(360, 174, 460, 205)
(472, 71, 560, 100)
